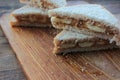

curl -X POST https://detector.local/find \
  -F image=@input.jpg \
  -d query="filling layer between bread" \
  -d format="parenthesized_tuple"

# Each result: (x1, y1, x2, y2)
(52, 17, 118, 36)
(55, 39, 112, 49)
(15, 15, 51, 25)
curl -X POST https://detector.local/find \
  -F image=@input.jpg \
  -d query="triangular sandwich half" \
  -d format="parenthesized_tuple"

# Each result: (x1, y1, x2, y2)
(11, 6, 51, 27)
(49, 4, 120, 46)
(53, 30, 118, 54)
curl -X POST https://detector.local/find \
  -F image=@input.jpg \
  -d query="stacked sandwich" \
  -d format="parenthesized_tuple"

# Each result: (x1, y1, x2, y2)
(10, 1, 120, 55)
(11, 0, 67, 27)
(48, 4, 120, 54)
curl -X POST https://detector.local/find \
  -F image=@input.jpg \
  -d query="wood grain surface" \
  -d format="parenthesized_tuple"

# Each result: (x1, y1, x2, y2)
(1, 13, 120, 80)
(0, 0, 120, 80)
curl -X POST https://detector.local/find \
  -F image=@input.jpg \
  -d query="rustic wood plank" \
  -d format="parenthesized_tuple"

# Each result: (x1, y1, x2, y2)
(0, 37, 8, 44)
(0, 0, 22, 7)
(0, 53, 20, 71)
(0, 69, 26, 80)
(0, 28, 5, 37)
(0, 34, 23, 71)
(84, 0, 120, 14)
(0, 36, 27, 79)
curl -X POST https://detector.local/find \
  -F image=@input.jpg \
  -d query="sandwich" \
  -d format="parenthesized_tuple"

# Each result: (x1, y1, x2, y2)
(11, 6, 51, 27)
(48, 4, 120, 46)
(20, 0, 67, 9)
(54, 30, 118, 54)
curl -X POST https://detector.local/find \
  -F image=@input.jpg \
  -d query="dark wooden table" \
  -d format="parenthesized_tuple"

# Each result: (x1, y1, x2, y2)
(0, 0, 120, 80)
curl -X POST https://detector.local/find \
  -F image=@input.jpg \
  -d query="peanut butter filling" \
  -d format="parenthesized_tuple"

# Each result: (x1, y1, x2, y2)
(55, 38, 112, 49)
(15, 15, 51, 25)
(53, 17, 118, 36)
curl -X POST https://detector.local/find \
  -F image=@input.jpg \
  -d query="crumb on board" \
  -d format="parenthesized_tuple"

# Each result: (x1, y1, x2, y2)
(81, 67, 86, 72)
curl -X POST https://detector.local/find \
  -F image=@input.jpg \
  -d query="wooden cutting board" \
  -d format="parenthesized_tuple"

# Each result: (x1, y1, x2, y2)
(0, 2, 120, 80)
